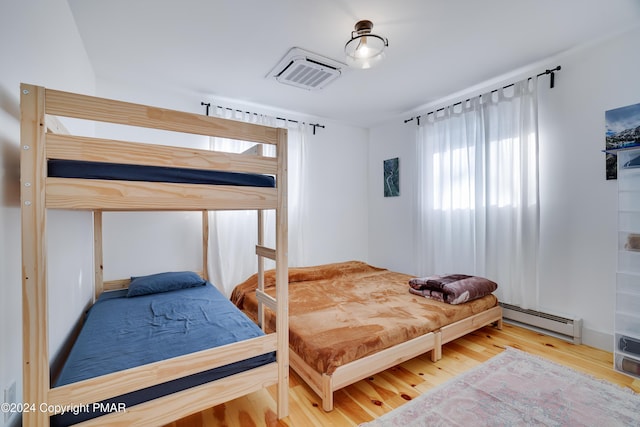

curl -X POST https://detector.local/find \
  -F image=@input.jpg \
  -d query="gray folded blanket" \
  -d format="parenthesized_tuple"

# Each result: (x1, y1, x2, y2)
(409, 274, 497, 304)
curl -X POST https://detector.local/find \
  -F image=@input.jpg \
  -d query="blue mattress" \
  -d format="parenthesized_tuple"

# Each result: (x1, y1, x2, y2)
(48, 159, 276, 187)
(51, 284, 275, 426)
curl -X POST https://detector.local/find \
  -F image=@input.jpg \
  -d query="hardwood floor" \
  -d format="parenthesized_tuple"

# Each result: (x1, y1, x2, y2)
(165, 323, 640, 427)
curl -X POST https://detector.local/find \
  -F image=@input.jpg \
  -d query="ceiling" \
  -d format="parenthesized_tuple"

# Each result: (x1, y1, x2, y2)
(67, 0, 640, 128)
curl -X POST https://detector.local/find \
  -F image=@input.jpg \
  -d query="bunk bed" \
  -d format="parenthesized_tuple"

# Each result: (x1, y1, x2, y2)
(231, 261, 502, 411)
(20, 84, 289, 426)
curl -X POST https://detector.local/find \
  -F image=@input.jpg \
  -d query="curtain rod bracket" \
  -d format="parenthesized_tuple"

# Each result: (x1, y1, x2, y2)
(403, 116, 421, 126)
(201, 102, 211, 116)
(311, 123, 325, 135)
(541, 65, 561, 89)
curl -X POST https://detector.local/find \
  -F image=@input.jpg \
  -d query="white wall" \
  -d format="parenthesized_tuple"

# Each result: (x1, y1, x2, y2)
(368, 122, 416, 274)
(0, 1, 95, 426)
(93, 78, 370, 281)
(368, 25, 640, 350)
(304, 121, 370, 265)
(536, 26, 640, 349)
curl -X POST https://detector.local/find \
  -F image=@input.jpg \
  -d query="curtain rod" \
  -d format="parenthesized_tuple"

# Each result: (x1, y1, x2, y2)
(200, 102, 325, 135)
(404, 65, 561, 125)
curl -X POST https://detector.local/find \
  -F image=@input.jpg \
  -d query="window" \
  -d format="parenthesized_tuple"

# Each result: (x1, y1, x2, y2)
(416, 79, 540, 309)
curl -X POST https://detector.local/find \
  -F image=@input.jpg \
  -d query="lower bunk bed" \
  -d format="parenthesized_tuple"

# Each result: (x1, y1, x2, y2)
(231, 261, 503, 411)
(51, 272, 276, 426)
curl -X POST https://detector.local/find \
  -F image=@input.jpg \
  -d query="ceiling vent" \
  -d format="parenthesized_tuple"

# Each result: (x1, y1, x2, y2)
(267, 47, 345, 91)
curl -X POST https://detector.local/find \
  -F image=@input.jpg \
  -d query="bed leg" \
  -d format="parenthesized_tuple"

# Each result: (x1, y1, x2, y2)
(495, 318, 503, 330)
(321, 374, 334, 411)
(431, 331, 442, 362)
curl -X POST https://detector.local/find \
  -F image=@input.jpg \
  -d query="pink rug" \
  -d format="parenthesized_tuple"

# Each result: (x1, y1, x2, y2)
(360, 347, 640, 427)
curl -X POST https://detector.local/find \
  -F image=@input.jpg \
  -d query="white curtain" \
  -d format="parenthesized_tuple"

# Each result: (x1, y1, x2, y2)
(415, 78, 539, 309)
(207, 108, 309, 296)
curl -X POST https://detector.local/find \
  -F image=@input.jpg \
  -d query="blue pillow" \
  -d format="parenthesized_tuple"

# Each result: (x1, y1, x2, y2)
(127, 271, 206, 297)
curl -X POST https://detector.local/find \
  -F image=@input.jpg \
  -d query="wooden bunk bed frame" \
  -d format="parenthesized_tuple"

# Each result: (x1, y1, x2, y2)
(20, 84, 289, 426)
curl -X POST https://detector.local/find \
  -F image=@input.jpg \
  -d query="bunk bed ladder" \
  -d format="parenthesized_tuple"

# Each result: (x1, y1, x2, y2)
(254, 135, 290, 418)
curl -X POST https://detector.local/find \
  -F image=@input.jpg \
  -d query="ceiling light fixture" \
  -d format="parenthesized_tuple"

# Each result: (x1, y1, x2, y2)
(344, 20, 388, 69)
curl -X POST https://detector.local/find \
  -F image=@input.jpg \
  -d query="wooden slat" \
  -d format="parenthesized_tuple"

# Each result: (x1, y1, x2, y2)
(44, 88, 280, 145)
(202, 211, 209, 281)
(102, 278, 129, 292)
(331, 332, 438, 391)
(256, 244, 276, 260)
(257, 208, 266, 330)
(440, 306, 503, 344)
(431, 330, 442, 361)
(46, 133, 278, 175)
(275, 127, 289, 418)
(256, 289, 277, 312)
(93, 211, 103, 300)
(322, 374, 333, 412)
(48, 334, 277, 409)
(45, 178, 278, 211)
(45, 114, 69, 134)
(20, 83, 50, 427)
(78, 363, 279, 427)
(289, 349, 324, 400)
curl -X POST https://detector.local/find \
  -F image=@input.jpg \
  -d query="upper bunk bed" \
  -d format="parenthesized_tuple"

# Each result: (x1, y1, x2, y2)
(20, 83, 289, 426)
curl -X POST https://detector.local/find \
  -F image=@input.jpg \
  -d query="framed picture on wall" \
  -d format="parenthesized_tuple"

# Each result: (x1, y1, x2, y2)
(605, 102, 640, 180)
(384, 157, 399, 197)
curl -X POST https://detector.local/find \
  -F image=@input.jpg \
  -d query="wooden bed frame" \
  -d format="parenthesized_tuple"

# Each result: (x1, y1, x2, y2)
(292, 305, 502, 411)
(235, 263, 504, 412)
(20, 84, 289, 426)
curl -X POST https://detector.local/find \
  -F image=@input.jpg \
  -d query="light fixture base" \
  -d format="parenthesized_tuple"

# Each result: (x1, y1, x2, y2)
(354, 20, 373, 34)
(344, 20, 388, 69)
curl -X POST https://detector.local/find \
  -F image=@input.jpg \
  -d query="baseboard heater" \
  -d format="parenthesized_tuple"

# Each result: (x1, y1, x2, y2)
(500, 302, 582, 344)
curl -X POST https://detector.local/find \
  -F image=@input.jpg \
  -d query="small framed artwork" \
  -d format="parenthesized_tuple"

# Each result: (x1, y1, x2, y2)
(605, 102, 640, 180)
(383, 157, 399, 197)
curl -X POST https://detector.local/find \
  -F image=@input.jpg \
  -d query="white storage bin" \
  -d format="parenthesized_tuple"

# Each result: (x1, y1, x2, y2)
(619, 211, 640, 234)
(618, 250, 640, 274)
(618, 169, 640, 191)
(616, 290, 640, 315)
(619, 232, 640, 251)
(616, 334, 640, 356)
(617, 272, 640, 293)
(619, 190, 640, 212)
(618, 149, 640, 167)
(615, 312, 640, 336)
(615, 354, 640, 379)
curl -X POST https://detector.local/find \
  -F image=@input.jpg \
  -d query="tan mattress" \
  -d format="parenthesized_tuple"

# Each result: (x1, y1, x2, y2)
(231, 261, 498, 375)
